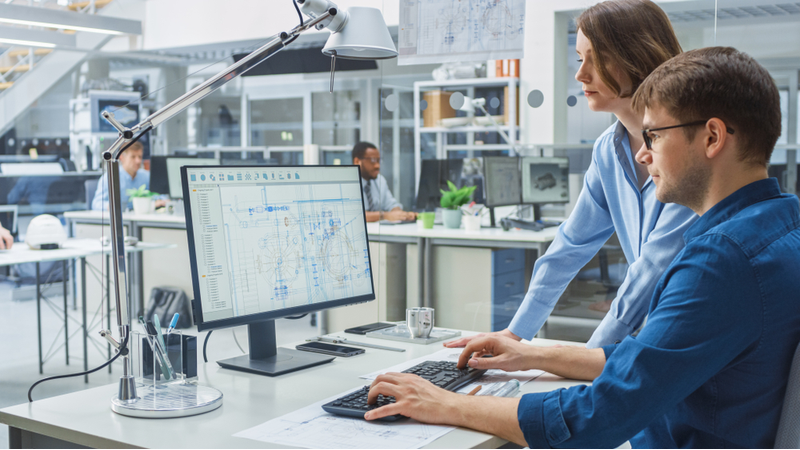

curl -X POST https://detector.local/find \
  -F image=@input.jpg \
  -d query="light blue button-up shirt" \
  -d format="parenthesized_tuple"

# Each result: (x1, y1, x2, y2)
(509, 121, 698, 347)
(91, 167, 151, 211)
(360, 174, 402, 212)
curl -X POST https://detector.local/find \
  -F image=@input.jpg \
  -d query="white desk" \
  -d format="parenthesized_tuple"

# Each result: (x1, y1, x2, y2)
(0, 333, 587, 449)
(0, 239, 174, 378)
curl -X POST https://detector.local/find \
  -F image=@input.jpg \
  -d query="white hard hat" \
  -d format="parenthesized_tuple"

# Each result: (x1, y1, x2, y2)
(25, 214, 67, 250)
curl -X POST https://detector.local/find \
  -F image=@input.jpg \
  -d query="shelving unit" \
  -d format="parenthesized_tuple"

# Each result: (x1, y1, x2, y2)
(413, 77, 520, 192)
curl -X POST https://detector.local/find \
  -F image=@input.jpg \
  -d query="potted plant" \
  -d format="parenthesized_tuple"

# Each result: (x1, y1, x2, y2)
(440, 181, 476, 229)
(127, 184, 157, 214)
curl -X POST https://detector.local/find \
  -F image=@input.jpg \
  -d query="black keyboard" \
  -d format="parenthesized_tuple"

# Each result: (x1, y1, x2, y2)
(322, 360, 486, 421)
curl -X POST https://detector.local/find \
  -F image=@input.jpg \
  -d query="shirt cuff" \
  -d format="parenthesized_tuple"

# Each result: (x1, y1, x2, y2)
(601, 342, 619, 360)
(585, 313, 636, 348)
(517, 390, 571, 448)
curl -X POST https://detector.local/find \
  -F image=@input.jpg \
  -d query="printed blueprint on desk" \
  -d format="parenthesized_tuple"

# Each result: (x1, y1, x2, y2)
(233, 386, 455, 449)
(398, 0, 526, 65)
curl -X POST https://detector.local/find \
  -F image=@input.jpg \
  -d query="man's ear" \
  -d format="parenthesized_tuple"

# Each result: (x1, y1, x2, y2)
(704, 118, 728, 160)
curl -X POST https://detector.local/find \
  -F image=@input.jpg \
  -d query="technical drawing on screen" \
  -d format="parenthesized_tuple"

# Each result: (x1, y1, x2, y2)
(182, 165, 375, 376)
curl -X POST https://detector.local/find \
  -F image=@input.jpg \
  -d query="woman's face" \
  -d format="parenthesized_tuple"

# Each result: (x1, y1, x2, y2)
(575, 29, 632, 114)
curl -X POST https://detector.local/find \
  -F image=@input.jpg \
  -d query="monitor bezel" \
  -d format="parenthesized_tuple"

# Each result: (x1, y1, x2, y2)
(181, 164, 376, 332)
(520, 156, 570, 205)
(482, 156, 522, 208)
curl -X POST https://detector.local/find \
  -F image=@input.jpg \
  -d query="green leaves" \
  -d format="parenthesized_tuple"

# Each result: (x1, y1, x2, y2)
(126, 184, 157, 198)
(440, 181, 477, 210)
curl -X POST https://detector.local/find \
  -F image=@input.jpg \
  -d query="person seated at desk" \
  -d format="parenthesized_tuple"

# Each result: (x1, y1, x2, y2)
(91, 141, 165, 211)
(0, 224, 12, 249)
(364, 48, 800, 448)
(352, 141, 416, 222)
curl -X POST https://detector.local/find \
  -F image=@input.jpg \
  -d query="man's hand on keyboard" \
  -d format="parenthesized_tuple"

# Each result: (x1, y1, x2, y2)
(364, 373, 457, 423)
(443, 328, 521, 348)
(457, 335, 532, 372)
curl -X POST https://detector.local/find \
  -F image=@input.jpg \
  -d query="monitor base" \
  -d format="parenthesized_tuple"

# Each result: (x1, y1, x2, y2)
(217, 348, 334, 377)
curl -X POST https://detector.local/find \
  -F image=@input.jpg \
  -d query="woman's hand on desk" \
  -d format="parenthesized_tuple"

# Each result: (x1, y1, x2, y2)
(457, 336, 534, 372)
(443, 328, 521, 349)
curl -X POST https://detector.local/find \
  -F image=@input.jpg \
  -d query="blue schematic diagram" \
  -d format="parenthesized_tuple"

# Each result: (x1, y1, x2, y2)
(219, 182, 371, 317)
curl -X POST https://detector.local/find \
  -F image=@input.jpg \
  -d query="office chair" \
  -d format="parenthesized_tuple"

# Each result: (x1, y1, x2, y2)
(85, 178, 99, 208)
(775, 340, 800, 448)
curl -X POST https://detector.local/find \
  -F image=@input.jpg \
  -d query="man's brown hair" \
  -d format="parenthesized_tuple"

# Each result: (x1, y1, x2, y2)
(632, 47, 781, 166)
(577, 0, 682, 97)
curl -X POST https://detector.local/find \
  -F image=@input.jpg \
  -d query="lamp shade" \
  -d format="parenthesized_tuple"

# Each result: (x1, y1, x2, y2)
(322, 7, 397, 60)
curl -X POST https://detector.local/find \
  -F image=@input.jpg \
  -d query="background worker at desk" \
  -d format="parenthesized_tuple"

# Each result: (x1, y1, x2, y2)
(366, 46, 800, 449)
(91, 141, 165, 211)
(353, 141, 417, 222)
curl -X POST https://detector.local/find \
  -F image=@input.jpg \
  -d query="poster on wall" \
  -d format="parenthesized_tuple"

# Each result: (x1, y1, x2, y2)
(398, 0, 526, 66)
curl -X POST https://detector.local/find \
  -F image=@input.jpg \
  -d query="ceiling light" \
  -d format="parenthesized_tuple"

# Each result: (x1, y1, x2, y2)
(0, 25, 76, 48)
(0, 4, 141, 35)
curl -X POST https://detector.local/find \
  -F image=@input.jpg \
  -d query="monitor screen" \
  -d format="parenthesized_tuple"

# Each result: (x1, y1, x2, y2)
(521, 157, 570, 204)
(183, 165, 374, 331)
(415, 159, 464, 211)
(166, 157, 218, 199)
(483, 157, 521, 207)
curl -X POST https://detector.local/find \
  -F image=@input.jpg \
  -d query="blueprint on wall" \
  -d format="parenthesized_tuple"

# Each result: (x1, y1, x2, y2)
(213, 181, 371, 318)
(398, 0, 526, 65)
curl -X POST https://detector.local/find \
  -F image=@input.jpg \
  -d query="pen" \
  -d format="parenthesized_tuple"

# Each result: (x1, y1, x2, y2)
(166, 313, 179, 336)
(139, 316, 173, 381)
(475, 382, 504, 397)
(467, 385, 481, 396)
(308, 336, 406, 352)
(153, 314, 176, 380)
(494, 379, 521, 398)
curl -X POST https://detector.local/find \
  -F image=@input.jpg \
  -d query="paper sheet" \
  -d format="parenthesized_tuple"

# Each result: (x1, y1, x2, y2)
(360, 347, 544, 392)
(399, 0, 526, 65)
(233, 387, 455, 449)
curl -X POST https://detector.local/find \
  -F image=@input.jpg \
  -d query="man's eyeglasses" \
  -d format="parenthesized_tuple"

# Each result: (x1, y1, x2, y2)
(360, 157, 380, 164)
(641, 120, 735, 150)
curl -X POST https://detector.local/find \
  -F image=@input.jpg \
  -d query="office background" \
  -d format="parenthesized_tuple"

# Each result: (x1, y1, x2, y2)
(0, 0, 798, 447)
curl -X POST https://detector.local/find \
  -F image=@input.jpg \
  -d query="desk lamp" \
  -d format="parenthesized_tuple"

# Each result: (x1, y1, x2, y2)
(100, 0, 396, 418)
(451, 93, 518, 155)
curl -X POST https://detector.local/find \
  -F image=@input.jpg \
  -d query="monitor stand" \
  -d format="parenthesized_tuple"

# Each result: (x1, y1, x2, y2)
(216, 320, 333, 376)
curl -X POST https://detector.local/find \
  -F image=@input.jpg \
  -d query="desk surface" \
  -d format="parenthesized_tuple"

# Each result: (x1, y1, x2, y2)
(65, 211, 558, 244)
(0, 239, 174, 266)
(0, 333, 585, 449)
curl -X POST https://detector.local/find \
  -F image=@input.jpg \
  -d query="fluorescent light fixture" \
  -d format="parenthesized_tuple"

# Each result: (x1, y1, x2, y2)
(0, 4, 141, 35)
(0, 25, 76, 48)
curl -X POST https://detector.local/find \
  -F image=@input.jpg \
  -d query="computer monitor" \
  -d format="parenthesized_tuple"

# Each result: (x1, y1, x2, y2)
(415, 159, 464, 211)
(182, 164, 375, 376)
(166, 157, 219, 199)
(483, 156, 521, 208)
(521, 157, 570, 205)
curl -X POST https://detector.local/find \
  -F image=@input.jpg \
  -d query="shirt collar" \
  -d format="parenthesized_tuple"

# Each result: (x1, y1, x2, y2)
(613, 121, 648, 188)
(683, 178, 782, 242)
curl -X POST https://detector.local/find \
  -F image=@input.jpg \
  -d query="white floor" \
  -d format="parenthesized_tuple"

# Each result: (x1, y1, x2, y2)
(0, 281, 316, 449)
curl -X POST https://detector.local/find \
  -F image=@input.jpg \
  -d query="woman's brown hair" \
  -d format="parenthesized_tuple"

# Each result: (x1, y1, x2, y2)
(577, 0, 682, 97)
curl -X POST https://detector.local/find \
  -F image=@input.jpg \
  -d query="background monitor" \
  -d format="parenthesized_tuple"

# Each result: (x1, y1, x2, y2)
(521, 157, 570, 205)
(483, 156, 521, 207)
(182, 164, 374, 376)
(166, 157, 219, 199)
(414, 158, 485, 211)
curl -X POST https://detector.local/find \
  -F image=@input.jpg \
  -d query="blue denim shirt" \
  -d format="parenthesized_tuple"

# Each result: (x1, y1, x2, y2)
(509, 122, 698, 347)
(517, 178, 800, 448)
(91, 168, 150, 211)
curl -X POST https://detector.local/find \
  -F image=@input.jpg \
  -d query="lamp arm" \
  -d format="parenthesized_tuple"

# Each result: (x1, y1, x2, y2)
(99, 8, 333, 401)
(475, 101, 519, 155)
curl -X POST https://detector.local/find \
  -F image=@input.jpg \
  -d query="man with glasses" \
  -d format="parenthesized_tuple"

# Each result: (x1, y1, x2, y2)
(363, 48, 800, 448)
(352, 141, 416, 222)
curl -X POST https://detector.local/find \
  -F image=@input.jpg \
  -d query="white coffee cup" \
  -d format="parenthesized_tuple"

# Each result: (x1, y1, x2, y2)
(406, 307, 434, 338)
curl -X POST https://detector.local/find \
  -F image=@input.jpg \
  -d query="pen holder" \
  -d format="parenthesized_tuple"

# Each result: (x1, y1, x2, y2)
(131, 330, 184, 387)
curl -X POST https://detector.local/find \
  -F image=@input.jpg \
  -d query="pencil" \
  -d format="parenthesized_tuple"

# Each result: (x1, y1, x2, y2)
(467, 385, 482, 396)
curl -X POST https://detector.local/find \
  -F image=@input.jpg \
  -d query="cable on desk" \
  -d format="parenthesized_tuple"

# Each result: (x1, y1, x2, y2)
(203, 330, 213, 363)
(28, 334, 129, 402)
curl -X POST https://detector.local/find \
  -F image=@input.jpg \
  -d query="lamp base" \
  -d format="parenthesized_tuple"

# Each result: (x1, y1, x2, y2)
(111, 381, 222, 419)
